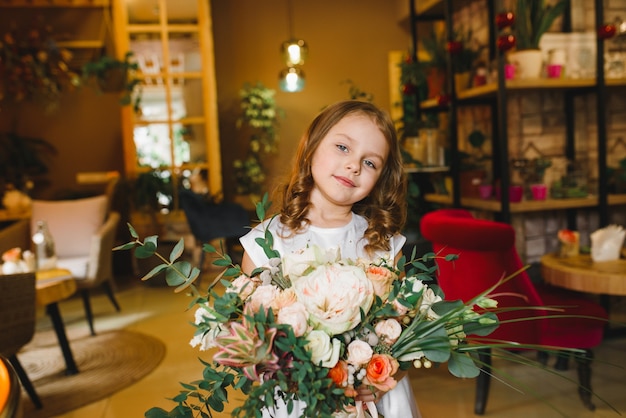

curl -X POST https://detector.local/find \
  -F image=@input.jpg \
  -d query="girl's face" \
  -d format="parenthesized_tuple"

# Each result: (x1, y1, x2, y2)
(310, 114, 389, 209)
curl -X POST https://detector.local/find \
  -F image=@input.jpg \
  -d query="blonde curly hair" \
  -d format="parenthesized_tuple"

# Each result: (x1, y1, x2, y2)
(276, 100, 407, 255)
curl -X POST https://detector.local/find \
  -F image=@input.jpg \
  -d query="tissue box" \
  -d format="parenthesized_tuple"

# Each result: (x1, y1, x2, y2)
(591, 225, 626, 262)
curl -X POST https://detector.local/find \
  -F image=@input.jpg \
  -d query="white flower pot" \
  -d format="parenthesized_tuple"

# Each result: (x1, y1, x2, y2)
(509, 49, 544, 79)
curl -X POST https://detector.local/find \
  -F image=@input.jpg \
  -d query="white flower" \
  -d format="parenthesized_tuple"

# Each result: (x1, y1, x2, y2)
(419, 287, 443, 319)
(305, 330, 341, 368)
(282, 245, 340, 279)
(277, 301, 309, 337)
(189, 306, 227, 351)
(346, 340, 373, 366)
(374, 318, 402, 345)
(294, 263, 374, 335)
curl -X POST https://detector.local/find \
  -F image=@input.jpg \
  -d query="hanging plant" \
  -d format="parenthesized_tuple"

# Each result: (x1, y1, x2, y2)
(0, 25, 80, 112)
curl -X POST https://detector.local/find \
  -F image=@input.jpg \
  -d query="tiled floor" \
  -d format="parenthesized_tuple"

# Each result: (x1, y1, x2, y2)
(37, 273, 626, 418)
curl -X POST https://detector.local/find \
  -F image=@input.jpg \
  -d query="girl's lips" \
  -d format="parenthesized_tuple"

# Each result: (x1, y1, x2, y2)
(334, 175, 355, 187)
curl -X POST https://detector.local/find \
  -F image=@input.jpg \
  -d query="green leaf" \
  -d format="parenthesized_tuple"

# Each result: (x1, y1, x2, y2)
(203, 243, 216, 253)
(134, 241, 157, 259)
(144, 407, 171, 418)
(448, 351, 480, 378)
(140, 263, 168, 281)
(113, 241, 136, 251)
(207, 395, 225, 412)
(170, 238, 185, 262)
(128, 223, 139, 239)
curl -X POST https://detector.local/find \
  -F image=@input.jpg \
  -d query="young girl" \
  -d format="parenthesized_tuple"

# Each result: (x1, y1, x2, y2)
(240, 100, 421, 418)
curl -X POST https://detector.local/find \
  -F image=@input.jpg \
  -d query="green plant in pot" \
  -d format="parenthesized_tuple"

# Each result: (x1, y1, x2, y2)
(82, 51, 142, 112)
(509, 0, 567, 79)
(0, 132, 57, 195)
(421, 27, 449, 99)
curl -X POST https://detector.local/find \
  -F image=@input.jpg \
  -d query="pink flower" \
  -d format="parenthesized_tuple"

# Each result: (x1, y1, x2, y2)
(228, 274, 260, 301)
(364, 354, 398, 392)
(247, 284, 281, 313)
(346, 340, 373, 366)
(277, 301, 309, 337)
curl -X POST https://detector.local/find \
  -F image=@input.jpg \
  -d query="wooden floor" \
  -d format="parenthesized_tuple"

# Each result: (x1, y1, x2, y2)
(36, 272, 626, 418)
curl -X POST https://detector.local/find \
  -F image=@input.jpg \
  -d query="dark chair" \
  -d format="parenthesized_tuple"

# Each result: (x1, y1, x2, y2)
(0, 273, 42, 410)
(0, 355, 23, 418)
(420, 208, 607, 415)
(179, 189, 250, 277)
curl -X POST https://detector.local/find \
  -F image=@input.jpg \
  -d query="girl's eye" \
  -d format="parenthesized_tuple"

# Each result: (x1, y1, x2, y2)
(363, 160, 376, 169)
(336, 144, 348, 152)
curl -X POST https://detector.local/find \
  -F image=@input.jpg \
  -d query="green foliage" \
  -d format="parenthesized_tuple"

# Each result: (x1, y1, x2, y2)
(513, 0, 568, 50)
(450, 28, 486, 74)
(81, 51, 142, 112)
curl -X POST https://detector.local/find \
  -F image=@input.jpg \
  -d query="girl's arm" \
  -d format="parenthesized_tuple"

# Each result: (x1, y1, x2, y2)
(240, 251, 256, 276)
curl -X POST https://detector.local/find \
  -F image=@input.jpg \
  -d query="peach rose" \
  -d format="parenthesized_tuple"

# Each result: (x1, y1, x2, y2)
(247, 284, 281, 313)
(365, 265, 396, 299)
(272, 287, 298, 310)
(364, 354, 398, 392)
(227, 274, 260, 301)
(346, 340, 373, 366)
(276, 301, 309, 337)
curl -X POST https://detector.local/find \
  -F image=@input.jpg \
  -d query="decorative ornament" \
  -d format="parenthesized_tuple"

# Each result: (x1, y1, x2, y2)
(597, 24, 616, 40)
(497, 34, 516, 51)
(496, 12, 515, 30)
(446, 41, 463, 55)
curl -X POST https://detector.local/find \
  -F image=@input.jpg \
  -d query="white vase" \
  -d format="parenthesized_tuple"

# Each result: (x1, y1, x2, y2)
(508, 49, 544, 79)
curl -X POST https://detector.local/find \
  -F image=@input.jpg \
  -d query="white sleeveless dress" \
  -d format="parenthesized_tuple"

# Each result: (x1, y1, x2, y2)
(240, 213, 422, 418)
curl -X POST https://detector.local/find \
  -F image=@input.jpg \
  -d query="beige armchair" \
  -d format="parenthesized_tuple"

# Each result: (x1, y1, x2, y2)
(31, 196, 121, 336)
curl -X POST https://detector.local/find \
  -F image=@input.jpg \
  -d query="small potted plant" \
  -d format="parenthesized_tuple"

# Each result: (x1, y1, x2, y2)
(82, 51, 142, 111)
(421, 27, 449, 99)
(507, 0, 568, 79)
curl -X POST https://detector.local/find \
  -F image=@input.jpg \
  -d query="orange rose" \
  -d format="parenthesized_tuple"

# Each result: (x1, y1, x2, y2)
(328, 360, 348, 387)
(364, 354, 398, 392)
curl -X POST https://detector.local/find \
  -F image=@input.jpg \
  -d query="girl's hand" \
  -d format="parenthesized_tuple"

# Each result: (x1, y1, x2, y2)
(355, 370, 408, 403)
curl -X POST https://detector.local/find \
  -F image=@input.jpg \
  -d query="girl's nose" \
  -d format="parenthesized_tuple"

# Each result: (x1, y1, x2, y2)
(346, 160, 360, 174)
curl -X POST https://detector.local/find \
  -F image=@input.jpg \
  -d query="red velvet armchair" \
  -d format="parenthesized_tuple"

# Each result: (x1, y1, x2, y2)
(420, 208, 607, 415)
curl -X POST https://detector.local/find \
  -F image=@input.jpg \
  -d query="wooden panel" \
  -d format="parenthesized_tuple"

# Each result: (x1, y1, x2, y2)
(0, 0, 109, 7)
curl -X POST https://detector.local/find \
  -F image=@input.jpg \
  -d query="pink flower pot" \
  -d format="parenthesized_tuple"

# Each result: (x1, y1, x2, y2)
(531, 184, 548, 200)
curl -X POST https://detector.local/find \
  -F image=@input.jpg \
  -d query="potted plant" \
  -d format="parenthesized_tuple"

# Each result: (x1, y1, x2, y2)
(508, 0, 568, 79)
(82, 51, 142, 112)
(421, 27, 449, 99)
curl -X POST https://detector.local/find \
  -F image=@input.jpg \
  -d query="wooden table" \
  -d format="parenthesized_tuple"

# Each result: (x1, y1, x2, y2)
(36, 268, 79, 375)
(540, 253, 626, 296)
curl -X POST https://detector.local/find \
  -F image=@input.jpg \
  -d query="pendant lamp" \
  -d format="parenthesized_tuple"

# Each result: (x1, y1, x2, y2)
(279, 0, 307, 92)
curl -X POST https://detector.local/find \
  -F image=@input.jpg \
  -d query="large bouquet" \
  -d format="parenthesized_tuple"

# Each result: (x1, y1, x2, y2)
(115, 199, 506, 418)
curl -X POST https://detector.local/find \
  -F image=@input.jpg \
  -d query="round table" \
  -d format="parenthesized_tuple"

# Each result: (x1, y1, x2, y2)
(540, 253, 626, 296)
(36, 268, 79, 375)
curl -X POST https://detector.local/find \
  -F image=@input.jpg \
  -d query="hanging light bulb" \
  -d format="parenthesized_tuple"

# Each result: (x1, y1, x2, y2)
(279, 67, 305, 92)
(281, 39, 308, 66)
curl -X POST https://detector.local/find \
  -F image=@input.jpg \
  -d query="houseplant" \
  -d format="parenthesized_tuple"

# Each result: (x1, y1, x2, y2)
(232, 82, 283, 200)
(448, 28, 486, 92)
(421, 27, 448, 98)
(508, 0, 568, 78)
(82, 51, 142, 112)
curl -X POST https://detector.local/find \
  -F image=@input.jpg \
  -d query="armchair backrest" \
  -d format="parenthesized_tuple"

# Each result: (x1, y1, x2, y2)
(0, 273, 36, 357)
(30, 195, 108, 258)
(420, 209, 543, 345)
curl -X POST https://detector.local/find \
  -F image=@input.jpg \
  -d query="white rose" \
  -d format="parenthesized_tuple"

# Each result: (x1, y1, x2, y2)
(282, 245, 340, 279)
(346, 339, 373, 366)
(306, 330, 341, 368)
(294, 264, 374, 335)
(247, 284, 281, 313)
(374, 318, 402, 345)
(277, 301, 309, 337)
(420, 287, 443, 320)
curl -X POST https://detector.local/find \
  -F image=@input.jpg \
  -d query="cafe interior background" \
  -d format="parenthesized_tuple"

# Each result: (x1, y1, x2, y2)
(2, 0, 626, 416)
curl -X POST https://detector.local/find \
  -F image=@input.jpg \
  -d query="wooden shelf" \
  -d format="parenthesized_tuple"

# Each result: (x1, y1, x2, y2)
(0, 0, 109, 7)
(415, 0, 443, 16)
(422, 194, 623, 213)
(405, 165, 449, 174)
(56, 40, 104, 49)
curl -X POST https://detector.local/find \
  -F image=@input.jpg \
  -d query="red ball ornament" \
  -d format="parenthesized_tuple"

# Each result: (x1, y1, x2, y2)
(402, 83, 416, 95)
(497, 34, 516, 51)
(446, 41, 463, 55)
(496, 12, 515, 30)
(597, 24, 616, 39)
